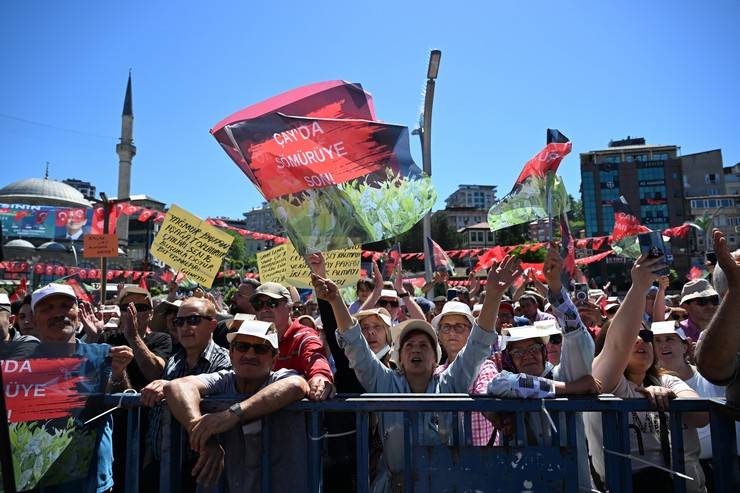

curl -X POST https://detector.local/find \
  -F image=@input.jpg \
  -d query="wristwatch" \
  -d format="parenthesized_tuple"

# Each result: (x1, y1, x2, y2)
(228, 402, 245, 421)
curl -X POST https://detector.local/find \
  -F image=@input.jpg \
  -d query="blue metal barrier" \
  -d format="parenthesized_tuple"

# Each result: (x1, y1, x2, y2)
(101, 394, 739, 492)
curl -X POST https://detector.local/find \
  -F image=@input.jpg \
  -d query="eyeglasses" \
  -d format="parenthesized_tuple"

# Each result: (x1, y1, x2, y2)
(377, 299, 399, 308)
(638, 329, 654, 343)
(508, 343, 545, 359)
(173, 315, 212, 327)
(439, 323, 471, 334)
(230, 341, 273, 355)
(548, 334, 563, 345)
(691, 296, 719, 306)
(119, 303, 152, 312)
(361, 324, 386, 334)
(251, 298, 283, 311)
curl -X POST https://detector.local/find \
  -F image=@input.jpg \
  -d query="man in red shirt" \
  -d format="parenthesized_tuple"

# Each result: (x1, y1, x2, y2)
(251, 282, 334, 400)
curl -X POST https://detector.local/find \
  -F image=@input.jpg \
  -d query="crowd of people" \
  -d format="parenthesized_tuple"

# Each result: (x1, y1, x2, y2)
(1, 229, 739, 492)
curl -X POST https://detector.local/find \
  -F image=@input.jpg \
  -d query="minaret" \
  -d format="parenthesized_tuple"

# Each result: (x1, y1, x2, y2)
(116, 71, 136, 245)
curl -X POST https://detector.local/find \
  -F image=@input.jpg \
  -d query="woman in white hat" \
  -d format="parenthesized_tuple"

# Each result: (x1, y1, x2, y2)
(311, 254, 522, 493)
(485, 244, 598, 490)
(652, 320, 740, 481)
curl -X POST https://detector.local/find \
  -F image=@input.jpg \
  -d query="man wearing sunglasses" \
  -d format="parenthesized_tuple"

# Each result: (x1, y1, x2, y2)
(163, 319, 309, 491)
(101, 286, 173, 390)
(250, 282, 334, 401)
(139, 298, 232, 491)
(678, 279, 720, 342)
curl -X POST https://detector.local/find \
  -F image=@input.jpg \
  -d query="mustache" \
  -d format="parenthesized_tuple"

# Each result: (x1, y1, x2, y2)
(238, 357, 261, 366)
(49, 316, 75, 326)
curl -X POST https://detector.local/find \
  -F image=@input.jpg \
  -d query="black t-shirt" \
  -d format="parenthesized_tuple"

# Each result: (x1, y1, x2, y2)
(102, 331, 172, 390)
(213, 319, 232, 350)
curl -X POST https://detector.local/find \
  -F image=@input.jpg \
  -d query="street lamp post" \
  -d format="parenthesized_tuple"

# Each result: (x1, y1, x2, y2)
(415, 50, 441, 283)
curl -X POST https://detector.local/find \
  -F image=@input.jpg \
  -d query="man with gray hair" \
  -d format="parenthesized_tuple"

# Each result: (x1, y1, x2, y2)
(696, 229, 740, 406)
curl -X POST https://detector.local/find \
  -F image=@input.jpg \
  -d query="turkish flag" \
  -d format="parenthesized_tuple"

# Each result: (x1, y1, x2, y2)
(55, 209, 70, 227)
(138, 209, 154, 222)
(35, 210, 49, 224)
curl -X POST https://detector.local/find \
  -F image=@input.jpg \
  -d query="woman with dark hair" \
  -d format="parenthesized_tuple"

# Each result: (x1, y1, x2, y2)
(587, 254, 709, 493)
(651, 320, 740, 484)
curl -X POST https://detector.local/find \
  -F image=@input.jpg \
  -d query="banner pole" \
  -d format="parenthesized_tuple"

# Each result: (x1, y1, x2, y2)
(545, 171, 554, 242)
(0, 367, 18, 493)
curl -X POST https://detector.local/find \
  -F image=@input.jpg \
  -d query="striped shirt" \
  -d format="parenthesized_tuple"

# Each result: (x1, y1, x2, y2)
(147, 339, 231, 458)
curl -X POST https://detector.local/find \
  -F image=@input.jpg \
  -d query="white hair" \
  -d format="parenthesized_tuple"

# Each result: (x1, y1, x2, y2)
(712, 249, 740, 297)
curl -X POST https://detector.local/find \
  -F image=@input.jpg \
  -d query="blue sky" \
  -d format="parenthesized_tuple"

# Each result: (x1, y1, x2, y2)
(1, 1, 738, 221)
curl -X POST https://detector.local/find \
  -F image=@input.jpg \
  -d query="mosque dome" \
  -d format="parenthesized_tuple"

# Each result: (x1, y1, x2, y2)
(3, 239, 36, 249)
(0, 178, 91, 208)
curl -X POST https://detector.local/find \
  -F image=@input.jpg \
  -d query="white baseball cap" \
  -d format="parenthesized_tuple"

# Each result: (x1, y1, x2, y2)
(0, 293, 10, 312)
(226, 317, 278, 349)
(501, 320, 561, 349)
(650, 320, 687, 340)
(31, 284, 77, 312)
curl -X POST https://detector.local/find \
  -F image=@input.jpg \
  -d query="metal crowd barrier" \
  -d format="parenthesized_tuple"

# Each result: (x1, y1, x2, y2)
(102, 394, 739, 493)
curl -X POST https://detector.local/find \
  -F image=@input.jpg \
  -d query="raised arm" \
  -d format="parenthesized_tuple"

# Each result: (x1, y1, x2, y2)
(592, 254, 664, 392)
(696, 229, 740, 384)
(651, 276, 669, 322)
(354, 260, 382, 312)
(394, 265, 424, 321)
(477, 255, 522, 331)
(121, 303, 168, 381)
(543, 244, 595, 381)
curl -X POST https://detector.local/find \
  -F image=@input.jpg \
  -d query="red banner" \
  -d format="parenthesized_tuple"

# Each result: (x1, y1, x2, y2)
(2, 358, 87, 423)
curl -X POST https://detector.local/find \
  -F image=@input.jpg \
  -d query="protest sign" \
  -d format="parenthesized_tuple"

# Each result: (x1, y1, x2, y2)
(211, 80, 435, 255)
(257, 243, 360, 288)
(1, 346, 112, 491)
(83, 234, 118, 258)
(149, 205, 233, 288)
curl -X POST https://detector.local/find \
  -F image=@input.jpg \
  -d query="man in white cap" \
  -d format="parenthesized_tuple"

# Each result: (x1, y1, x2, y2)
(163, 318, 309, 491)
(679, 278, 720, 341)
(30, 283, 134, 493)
(311, 254, 522, 492)
(0, 292, 39, 359)
(251, 281, 334, 401)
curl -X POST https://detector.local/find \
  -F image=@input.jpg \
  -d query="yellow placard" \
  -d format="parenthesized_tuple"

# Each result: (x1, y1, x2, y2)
(257, 242, 360, 288)
(149, 204, 233, 288)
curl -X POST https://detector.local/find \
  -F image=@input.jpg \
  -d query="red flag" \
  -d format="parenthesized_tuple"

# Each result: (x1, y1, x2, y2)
(90, 206, 118, 234)
(138, 209, 154, 222)
(514, 129, 572, 185)
(13, 211, 30, 221)
(560, 213, 576, 278)
(610, 196, 650, 242)
(663, 224, 690, 239)
(473, 246, 506, 272)
(687, 265, 709, 281)
(35, 210, 49, 224)
(55, 209, 70, 227)
(121, 203, 140, 216)
(426, 237, 455, 274)
(139, 273, 148, 290)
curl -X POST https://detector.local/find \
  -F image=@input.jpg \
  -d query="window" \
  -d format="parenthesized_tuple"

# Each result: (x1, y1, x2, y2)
(487, 232, 494, 242)
(705, 173, 719, 185)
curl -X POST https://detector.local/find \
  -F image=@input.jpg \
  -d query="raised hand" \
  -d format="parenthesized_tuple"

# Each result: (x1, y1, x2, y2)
(630, 253, 666, 289)
(392, 264, 406, 295)
(486, 255, 523, 295)
(306, 252, 327, 278)
(543, 242, 563, 292)
(79, 302, 104, 338)
(310, 273, 340, 303)
(109, 345, 133, 381)
(121, 302, 140, 342)
(713, 229, 740, 292)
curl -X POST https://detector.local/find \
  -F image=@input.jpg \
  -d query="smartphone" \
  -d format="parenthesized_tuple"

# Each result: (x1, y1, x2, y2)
(638, 231, 672, 276)
(447, 288, 458, 301)
(574, 283, 589, 303)
(706, 252, 717, 265)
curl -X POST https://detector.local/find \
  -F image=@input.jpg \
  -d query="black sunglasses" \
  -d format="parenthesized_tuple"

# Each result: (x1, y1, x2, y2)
(230, 341, 273, 355)
(119, 303, 152, 312)
(549, 334, 563, 345)
(251, 298, 283, 311)
(377, 299, 399, 308)
(691, 296, 719, 306)
(638, 329, 654, 343)
(173, 314, 212, 327)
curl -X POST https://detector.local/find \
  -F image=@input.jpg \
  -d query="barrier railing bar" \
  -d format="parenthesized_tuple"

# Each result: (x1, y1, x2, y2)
(669, 411, 687, 493)
(260, 415, 272, 493)
(124, 406, 140, 493)
(308, 411, 322, 493)
(355, 411, 369, 493)
(564, 411, 578, 493)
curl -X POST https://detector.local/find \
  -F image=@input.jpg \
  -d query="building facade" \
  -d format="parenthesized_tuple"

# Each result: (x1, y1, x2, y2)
(62, 178, 97, 201)
(458, 222, 495, 249)
(580, 138, 685, 237)
(242, 202, 283, 236)
(444, 185, 497, 209)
